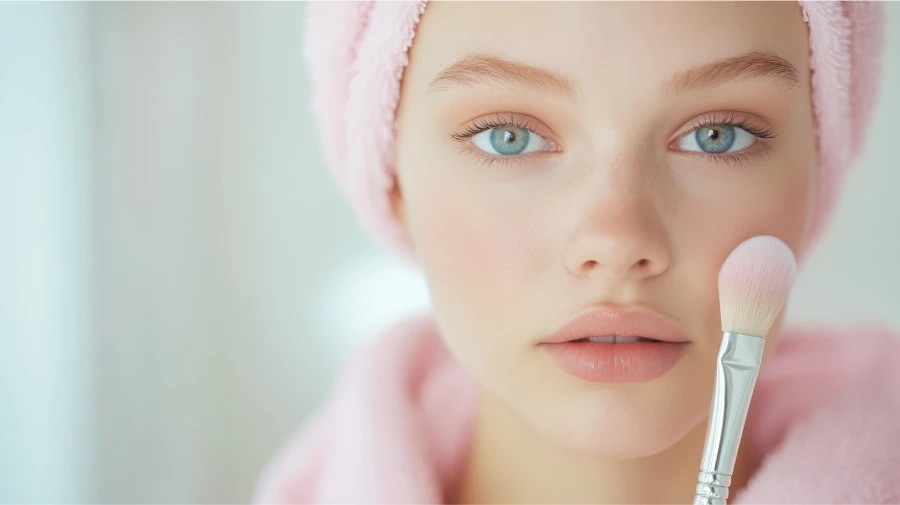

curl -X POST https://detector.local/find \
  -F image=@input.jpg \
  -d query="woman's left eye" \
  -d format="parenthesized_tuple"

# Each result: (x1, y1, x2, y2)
(678, 125, 757, 154)
(471, 125, 553, 157)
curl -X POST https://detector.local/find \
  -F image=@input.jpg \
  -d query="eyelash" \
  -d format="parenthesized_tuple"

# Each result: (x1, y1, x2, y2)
(449, 112, 776, 168)
(449, 114, 549, 169)
(684, 111, 775, 166)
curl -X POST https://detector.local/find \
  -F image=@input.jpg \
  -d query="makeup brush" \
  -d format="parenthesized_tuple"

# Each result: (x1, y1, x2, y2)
(693, 235, 798, 505)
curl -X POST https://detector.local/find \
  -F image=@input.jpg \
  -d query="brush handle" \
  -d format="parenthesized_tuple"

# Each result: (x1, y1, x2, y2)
(693, 332, 765, 505)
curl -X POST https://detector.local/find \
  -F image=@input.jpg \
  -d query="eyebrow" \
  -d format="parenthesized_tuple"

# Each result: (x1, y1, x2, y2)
(427, 51, 800, 98)
(665, 50, 801, 94)
(427, 54, 577, 98)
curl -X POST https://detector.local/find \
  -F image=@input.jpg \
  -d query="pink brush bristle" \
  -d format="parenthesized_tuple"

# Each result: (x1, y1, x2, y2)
(718, 235, 798, 337)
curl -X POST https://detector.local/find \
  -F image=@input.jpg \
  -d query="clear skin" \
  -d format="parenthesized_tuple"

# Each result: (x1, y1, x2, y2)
(390, 2, 817, 503)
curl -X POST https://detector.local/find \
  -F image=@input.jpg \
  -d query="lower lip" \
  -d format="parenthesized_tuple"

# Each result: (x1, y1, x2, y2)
(539, 341, 689, 383)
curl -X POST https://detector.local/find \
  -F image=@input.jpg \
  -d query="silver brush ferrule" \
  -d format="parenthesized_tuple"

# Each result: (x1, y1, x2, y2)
(693, 332, 765, 505)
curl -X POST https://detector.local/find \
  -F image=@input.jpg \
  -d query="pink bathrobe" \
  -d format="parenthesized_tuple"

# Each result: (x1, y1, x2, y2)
(253, 314, 900, 504)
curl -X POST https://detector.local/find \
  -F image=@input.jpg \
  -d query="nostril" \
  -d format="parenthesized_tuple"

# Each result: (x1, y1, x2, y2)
(637, 258, 650, 268)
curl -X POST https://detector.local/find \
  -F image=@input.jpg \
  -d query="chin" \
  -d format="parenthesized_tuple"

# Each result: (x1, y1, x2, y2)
(522, 385, 707, 459)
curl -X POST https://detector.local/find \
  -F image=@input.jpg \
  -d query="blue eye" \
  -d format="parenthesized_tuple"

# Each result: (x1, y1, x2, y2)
(678, 125, 756, 154)
(472, 125, 552, 157)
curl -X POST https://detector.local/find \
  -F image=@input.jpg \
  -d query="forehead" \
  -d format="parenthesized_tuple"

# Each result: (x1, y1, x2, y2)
(404, 1, 810, 107)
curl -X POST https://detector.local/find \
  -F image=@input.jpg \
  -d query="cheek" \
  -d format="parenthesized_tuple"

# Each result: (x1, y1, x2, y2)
(730, 161, 815, 268)
(400, 164, 555, 372)
(667, 155, 814, 345)
(676, 161, 813, 252)
(406, 174, 544, 318)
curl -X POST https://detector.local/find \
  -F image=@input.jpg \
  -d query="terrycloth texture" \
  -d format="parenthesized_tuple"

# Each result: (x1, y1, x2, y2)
(302, 0, 427, 265)
(302, 0, 885, 264)
(253, 314, 900, 503)
(798, 1, 885, 254)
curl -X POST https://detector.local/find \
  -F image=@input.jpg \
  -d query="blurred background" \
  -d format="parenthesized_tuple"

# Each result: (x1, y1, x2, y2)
(0, 2, 898, 503)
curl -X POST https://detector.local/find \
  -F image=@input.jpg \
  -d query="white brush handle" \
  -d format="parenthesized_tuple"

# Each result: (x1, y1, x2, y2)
(693, 332, 765, 505)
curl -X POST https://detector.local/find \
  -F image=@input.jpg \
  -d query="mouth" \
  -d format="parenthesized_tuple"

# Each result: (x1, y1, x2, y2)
(540, 306, 691, 345)
(538, 306, 690, 383)
(568, 335, 660, 344)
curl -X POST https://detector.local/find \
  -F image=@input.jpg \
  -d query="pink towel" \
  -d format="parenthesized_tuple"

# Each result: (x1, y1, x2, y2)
(253, 314, 900, 503)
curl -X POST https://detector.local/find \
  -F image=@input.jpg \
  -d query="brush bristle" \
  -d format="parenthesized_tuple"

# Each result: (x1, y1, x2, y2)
(718, 235, 797, 337)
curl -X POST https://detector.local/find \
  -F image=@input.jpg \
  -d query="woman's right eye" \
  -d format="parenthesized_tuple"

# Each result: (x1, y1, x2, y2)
(471, 125, 554, 157)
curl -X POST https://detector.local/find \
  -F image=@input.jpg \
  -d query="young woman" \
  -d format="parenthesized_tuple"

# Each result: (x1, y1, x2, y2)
(255, 2, 899, 503)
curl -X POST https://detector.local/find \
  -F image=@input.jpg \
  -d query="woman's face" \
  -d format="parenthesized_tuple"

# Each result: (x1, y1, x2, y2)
(392, 1, 816, 457)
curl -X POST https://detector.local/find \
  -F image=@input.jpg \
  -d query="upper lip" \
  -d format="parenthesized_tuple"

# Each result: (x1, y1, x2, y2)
(541, 305, 691, 344)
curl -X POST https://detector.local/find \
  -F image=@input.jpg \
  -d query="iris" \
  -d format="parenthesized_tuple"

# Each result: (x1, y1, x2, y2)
(489, 126, 530, 155)
(695, 125, 736, 153)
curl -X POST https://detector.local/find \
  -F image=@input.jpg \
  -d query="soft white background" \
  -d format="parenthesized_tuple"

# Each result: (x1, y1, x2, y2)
(1, 2, 897, 503)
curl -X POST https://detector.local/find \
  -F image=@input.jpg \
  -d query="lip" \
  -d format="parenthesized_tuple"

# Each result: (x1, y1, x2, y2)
(538, 306, 691, 383)
(541, 306, 691, 344)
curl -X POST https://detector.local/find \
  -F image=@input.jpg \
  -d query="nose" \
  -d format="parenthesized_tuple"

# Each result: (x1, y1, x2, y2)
(563, 168, 671, 281)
